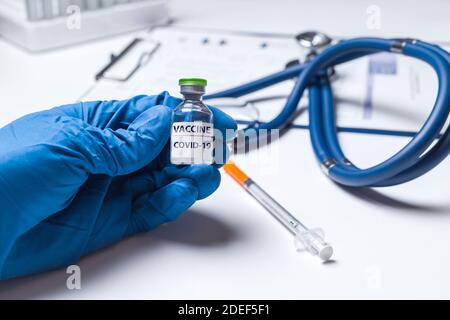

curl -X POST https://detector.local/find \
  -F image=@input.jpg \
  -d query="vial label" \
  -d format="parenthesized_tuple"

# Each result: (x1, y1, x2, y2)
(171, 121, 214, 164)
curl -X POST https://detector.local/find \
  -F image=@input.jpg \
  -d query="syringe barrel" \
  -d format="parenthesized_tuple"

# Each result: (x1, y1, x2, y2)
(244, 179, 307, 234)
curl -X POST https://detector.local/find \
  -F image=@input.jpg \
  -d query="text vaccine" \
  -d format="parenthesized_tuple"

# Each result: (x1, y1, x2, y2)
(170, 78, 214, 165)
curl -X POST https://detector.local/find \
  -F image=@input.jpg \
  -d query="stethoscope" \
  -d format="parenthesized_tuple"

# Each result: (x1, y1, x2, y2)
(204, 32, 450, 188)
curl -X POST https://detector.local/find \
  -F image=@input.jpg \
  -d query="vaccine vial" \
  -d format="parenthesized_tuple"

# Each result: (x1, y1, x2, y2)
(170, 78, 214, 165)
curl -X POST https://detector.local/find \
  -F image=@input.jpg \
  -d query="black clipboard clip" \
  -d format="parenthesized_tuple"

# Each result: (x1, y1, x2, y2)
(94, 37, 161, 82)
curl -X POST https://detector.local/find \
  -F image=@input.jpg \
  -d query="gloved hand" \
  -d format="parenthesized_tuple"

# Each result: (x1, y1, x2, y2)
(0, 92, 236, 280)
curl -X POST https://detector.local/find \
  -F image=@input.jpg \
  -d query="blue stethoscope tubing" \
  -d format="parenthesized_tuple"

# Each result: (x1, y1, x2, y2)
(205, 38, 450, 187)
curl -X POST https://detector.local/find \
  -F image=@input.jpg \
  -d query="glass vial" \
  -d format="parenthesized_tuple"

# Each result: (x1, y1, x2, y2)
(170, 78, 214, 165)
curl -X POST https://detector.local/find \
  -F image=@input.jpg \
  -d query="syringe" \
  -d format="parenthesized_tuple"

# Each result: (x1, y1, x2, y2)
(223, 161, 333, 261)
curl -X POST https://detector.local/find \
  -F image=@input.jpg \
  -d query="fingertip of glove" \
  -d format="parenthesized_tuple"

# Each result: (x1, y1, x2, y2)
(173, 177, 199, 199)
(158, 177, 198, 221)
(134, 92, 180, 109)
(186, 165, 221, 199)
(160, 91, 183, 108)
(129, 105, 172, 131)
(208, 106, 238, 140)
(150, 104, 173, 117)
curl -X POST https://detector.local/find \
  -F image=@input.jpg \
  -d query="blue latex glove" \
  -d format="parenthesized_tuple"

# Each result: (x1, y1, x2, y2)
(0, 92, 236, 280)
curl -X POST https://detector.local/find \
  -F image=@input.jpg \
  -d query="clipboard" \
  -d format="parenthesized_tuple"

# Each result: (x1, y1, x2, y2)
(81, 25, 301, 123)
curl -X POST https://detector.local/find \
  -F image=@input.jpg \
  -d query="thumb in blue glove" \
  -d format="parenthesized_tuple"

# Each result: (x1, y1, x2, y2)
(0, 92, 237, 279)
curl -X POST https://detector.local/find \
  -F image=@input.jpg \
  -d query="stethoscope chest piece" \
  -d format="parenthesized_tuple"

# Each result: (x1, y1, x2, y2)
(296, 31, 332, 59)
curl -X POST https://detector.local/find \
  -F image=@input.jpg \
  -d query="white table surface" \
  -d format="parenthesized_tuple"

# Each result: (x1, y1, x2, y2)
(0, 0, 449, 299)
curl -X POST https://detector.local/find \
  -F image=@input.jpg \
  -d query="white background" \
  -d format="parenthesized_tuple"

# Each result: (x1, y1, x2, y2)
(0, 0, 449, 299)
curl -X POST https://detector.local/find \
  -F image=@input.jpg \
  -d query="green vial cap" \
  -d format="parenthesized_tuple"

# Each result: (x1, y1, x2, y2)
(179, 78, 207, 87)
